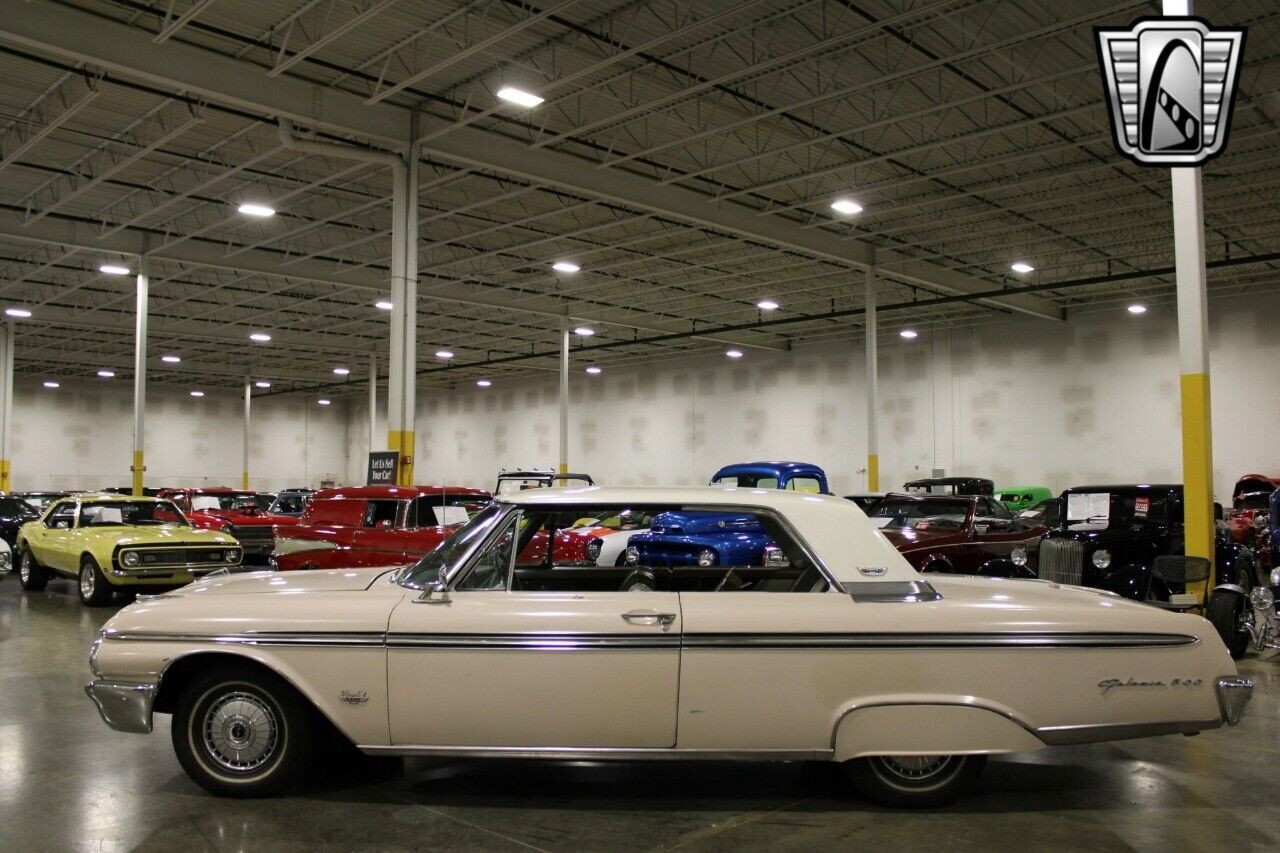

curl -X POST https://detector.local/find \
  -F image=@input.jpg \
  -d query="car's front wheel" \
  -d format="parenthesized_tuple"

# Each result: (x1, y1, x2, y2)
(17, 546, 47, 591)
(78, 557, 114, 607)
(848, 754, 985, 808)
(1207, 588, 1251, 660)
(172, 666, 314, 797)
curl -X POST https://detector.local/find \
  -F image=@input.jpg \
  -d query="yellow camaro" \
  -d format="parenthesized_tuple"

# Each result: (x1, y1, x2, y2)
(16, 493, 242, 606)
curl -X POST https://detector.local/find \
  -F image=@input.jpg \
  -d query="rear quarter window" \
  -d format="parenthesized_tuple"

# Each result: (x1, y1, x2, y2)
(303, 498, 366, 526)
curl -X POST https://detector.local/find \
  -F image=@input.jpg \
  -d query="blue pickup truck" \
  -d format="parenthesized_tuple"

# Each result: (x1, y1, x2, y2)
(625, 462, 829, 568)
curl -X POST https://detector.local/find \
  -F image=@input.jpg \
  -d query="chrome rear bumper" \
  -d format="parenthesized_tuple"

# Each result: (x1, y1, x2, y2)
(85, 680, 156, 734)
(1216, 675, 1253, 726)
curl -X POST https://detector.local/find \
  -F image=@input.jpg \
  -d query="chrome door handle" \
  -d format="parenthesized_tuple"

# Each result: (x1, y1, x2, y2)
(621, 610, 677, 631)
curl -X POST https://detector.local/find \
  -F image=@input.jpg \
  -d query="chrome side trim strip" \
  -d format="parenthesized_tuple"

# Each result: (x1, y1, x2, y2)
(682, 632, 1199, 649)
(101, 629, 385, 647)
(358, 745, 830, 761)
(387, 633, 681, 650)
(1035, 718, 1222, 745)
(842, 581, 942, 603)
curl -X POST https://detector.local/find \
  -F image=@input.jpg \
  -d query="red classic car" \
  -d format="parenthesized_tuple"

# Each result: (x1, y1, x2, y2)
(271, 485, 595, 571)
(868, 493, 1048, 574)
(1225, 474, 1279, 544)
(157, 487, 299, 562)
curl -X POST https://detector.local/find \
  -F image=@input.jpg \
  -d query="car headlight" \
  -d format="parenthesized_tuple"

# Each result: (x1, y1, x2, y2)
(1010, 546, 1028, 567)
(625, 546, 639, 566)
(0, 550, 9, 568)
(225, 549, 240, 564)
(121, 551, 140, 567)
(1249, 586, 1274, 611)
(697, 549, 716, 567)
(587, 538, 602, 561)
(1271, 567, 1280, 588)
(1092, 549, 1111, 569)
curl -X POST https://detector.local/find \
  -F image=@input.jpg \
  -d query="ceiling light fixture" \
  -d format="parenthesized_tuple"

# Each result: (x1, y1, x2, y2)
(1128, 303, 1148, 315)
(190, 390, 204, 397)
(99, 264, 131, 276)
(585, 365, 603, 375)
(255, 381, 271, 389)
(496, 86, 544, 108)
(4, 307, 32, 318)
(476, 379, 492, 388)
(573, 326, 594, 336)
(238, 203, 275, 218)
(725, 349, 744, 359)
(43, 381, 59, 389)
(435, 349, 454, 359)
(97, 370, 115, 378)
(333, 367, 350, 376)
(161, 354, 181, 363)
(318, 399, 331, 406)
(375, 300, 393, 310)
(830, 198, 863, 215)
(249, 332, 272, 342)
(756, 299, 779, 311)
(1011, 261, 1035, 274)
(900, 329, 919, 340)
(552, 261, 581, 273)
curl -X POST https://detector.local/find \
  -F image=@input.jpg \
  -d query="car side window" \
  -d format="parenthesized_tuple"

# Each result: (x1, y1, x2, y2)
(408, 498, 439, 528)
(785, 476, 822, 493)
(363, 500, 401, 529)
(45, 503, 75, 529)
(454, 514, 518, 591)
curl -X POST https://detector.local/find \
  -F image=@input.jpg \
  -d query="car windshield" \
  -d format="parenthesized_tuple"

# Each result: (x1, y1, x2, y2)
(711, 473, 780, 488)
(271, 493, 311, 514)
(868, 499, 971, 531)
(78, 500, 186, 527)
(0, 497, 37, 518)
(1235, 491, 1273, 511)
(191, 494, 257, 511)
(400, 503, 505, 587)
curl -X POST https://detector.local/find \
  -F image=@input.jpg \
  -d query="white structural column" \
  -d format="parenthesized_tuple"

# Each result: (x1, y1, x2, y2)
(559, 317, 569, 474)
(0, 322, 14, 491)
(242, 380, 251, 490)
(131, 256, 148, 496)
(368, 350, 377, 458)
(386, 134, 419, 486)
(1165, 0, 1215, 590)
(865, 267, 879, 492)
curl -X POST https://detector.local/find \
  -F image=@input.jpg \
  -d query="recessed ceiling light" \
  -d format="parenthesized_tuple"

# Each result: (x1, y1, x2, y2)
(333, 367, 350, 376)
(725, 349, 744, 359)
(375, 300, 393, 310)
(97, 370, 115, 378)
(552, 261, 581, 273)
(317, 399, 331, 406)
(255, 381, 271, 389)
(249, 332, 272, 342)
(161, 354, 181, 363)
(238, 203, 275, 218)
(900, 329, 919, 339)
(99, 264, 131, 276)
(573, 326, 594, 336)
(756, 299, 779, 311)
(496, 86, 544, 108)
(476, 379, 492, 388)
(190, 390, 204, 397)
(42, 381, 59, 389)
(435, 349, 454, 359)
(1011, 261, 1035, 274)
(4, 307, 32, 318)
(831, 198, 863, 215)
(585, 365, 603, 375)
(1128, 303, 1148, 315)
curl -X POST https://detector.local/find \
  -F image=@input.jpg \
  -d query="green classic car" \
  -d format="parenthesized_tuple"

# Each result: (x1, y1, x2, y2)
(15, 494, 242, 606)
(995, 486, 1053, 513)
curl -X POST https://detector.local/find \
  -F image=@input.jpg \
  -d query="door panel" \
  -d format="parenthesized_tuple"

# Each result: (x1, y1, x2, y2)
(386, 591, 680, 748)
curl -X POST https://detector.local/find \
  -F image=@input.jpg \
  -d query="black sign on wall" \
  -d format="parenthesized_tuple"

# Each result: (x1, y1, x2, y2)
(367, 451, 399, 485)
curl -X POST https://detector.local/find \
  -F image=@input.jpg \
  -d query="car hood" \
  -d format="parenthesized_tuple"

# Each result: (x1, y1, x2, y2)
(177, 566, 396, 596)
(189, 509, 298, 526)
(77, 525, 238, 547)
(878, 527, 965, 551)
(648, 510, 762, 536)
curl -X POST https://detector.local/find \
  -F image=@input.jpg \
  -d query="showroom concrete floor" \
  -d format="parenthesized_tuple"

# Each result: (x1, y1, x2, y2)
(1, 576, 1277, 853)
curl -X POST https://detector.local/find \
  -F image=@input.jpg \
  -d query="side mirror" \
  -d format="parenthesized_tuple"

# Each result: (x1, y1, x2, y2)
(762, 545, 791, 569)
(417, 567, 450, 604)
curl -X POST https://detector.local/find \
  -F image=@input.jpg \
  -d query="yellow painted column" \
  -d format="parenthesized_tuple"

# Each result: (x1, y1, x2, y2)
(0, 460, 11, 493)
(867, 455, 879, 493)
(131, 256, 148, 497)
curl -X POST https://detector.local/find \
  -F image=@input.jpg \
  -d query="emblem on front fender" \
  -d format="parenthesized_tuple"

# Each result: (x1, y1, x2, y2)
(338, 690, 369, 705)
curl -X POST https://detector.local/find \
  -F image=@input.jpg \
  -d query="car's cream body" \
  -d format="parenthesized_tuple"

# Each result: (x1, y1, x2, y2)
(87, 487, 1250, 760)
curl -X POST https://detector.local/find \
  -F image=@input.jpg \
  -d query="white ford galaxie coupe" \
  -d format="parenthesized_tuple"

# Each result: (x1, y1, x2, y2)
(86, 487, 1253, 805)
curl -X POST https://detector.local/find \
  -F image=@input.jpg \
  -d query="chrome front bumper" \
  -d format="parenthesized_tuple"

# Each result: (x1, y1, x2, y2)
(1216, 675, 1254, 726)
(85, 680, 157, 734)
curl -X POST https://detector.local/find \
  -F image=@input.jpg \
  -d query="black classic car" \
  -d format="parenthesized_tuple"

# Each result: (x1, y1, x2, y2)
(1022, 484, 1257, 600)
(0, 495, 38, 549)
(902, 476, 995, 497)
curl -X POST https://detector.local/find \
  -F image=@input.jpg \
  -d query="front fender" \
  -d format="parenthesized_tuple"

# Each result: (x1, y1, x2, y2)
(974, 557, 1035, 579)
(1215, 542, 1256, 587)
(1097, 564, 1149, 600)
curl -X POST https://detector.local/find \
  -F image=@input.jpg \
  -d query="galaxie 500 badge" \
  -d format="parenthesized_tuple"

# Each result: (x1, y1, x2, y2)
(1095, 17, 1245, 166)
(857, 566, 888, 577)
(1099, 677, 1203, 695)
(338, 690, 370, 705)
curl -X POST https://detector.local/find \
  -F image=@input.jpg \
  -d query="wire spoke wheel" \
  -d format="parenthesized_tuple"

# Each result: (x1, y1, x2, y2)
(201, 691, 280, 773)
(79, 564, 95, 599)
(870, 754, 958, 786)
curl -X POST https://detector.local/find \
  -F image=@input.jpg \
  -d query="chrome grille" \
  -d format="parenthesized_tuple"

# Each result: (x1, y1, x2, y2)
(227, 524, 274, 549)
(1038, 539, 1084, 586)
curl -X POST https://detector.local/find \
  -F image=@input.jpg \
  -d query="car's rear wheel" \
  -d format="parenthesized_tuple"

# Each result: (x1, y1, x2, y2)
(1207, 588, 1250, 660)
(78, 557, 114, 607)
(172, 665, 314, 797)
(17, 546, 47, 591)
(848, 754, 985, 808)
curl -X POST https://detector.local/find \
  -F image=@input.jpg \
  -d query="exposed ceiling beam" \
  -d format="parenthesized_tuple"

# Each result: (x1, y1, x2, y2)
(0, 211, 791, 351)
(0, 0, 1063, 322)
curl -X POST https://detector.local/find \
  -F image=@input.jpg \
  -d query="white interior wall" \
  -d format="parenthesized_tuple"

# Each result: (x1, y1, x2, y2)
(9, 381, 350, 492)
(362, 289, 1280, 501)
